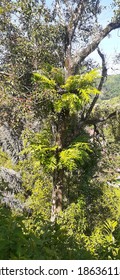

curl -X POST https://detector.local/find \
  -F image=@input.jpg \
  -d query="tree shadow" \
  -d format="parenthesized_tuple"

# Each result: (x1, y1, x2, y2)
(62, 136, 116, 235)
(0, 204, 95, 260)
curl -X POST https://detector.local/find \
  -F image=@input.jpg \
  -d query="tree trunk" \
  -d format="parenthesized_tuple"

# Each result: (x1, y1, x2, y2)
(50, 116, 65, 222)
(51, 169, 63, 222)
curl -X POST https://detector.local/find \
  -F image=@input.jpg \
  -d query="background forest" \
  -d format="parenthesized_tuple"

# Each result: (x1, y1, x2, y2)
(0, 0, 120, 260)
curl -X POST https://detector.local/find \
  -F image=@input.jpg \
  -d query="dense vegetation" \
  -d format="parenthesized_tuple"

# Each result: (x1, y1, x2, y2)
(101, 74, 120, 100)
(0, 0, 120, 260)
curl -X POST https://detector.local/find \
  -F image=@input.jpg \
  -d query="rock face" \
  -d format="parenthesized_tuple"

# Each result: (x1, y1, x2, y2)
(0, 122, 23, 163)
(0, 119, 41, 210)
(0, 167, 21, 192)
(0, 122, 24, 209)
(0, 167, 23, 210)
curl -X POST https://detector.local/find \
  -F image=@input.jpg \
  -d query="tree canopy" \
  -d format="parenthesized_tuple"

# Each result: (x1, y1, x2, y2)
(0, 0, 120, 259)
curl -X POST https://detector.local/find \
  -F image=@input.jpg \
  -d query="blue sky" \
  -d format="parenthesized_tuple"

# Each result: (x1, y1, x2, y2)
(91, 0, 120, 74)
(46, 0, 120, 73)
(99, 0, 119, 53)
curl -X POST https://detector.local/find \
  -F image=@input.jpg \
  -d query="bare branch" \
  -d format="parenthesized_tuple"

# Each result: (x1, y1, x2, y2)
(70, 0, 87, 41)
(85, 48, 107, 119)
(97, 48, 107, 91)
(73, 21, 120, 72)
(0, 71, 12, 77)
(85, 111, 117, 125)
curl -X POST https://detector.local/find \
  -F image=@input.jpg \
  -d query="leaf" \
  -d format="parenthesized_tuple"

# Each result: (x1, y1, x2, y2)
(32, 72, 56, 89)
(54, 93, 82, 114)
(63, 69, 100, 94)
(59, 142, 92, 171)
(103, 219, 117, 235)
(51, 67, 65, 85)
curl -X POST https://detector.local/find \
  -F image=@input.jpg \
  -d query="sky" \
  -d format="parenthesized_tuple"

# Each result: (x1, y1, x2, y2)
(46, 0, 120, 75)
(89, 0, 120, 74)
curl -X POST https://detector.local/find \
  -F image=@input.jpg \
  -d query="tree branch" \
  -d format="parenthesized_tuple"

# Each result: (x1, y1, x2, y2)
(73, 21, 120, 72)
(70, 0, 87, 41)
(85, 110, 117, 125)
(85, 48, 107, 119)
(0, 71, 12, 77)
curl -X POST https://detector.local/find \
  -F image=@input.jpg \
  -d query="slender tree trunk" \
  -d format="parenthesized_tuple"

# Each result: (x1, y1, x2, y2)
(64, 45, 72, 79)
(50, 28, 72, 221)
(51, 168, 63, 222)
(50, 116, 65, 222)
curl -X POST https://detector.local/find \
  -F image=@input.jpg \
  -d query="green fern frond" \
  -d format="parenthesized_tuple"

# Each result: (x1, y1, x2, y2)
(59, 142, 92, 171)
(103, 219, 117, 235)
(54, 93, 82, 114)
(32, 72, 56, 89)
(63, 69, 100, 94)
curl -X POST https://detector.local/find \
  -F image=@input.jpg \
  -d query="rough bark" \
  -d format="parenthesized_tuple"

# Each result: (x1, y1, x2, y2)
(51, 169, 63, 222)
(50, 113, 66, 222)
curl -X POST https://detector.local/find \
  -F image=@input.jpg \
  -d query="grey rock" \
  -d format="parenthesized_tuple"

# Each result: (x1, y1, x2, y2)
(0, 122, 23, 163)
(0, 167, 22, 192)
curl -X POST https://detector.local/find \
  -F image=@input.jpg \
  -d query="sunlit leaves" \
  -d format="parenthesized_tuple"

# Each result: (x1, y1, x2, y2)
(22, 68, 99, 173)
(22, 131, 92, 172)
(53, 69, 100, 114)
(63, 69, 100, 95)
(22, 129, 57, 172)
(59, 142, 92, 171)
(54, 93, 82, 114)
(50, 67, 65, 86)
(32, 72, 56, 89)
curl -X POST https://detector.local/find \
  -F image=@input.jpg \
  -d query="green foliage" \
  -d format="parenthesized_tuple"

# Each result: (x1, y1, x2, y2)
(0, 205, 119, 260)
(113, 0, 120, 21)
(101, 74, 120, 100)
(59, 142, 92, 170)
(32, 72, 56, 89)
(54, 93, 82, 114)
(22, 68, 99, 173)
(51, 67, 65, 86)
(17, 155, 52, 227)
(1, 0, 120, 261)
(1, 67, 120, 260)
(22, 137, 92, 173)
(63, 70, 100, 95)
(22, 129, 57, 172)
(54, 70, 100, 114)
(32, 69, 100, 117)
(0, 149, 13, 169)
(0, 206, 32, 260)
(58, 197, 87, 234)
(103, 219, 117, 236)
(22, 127, 93, 172)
